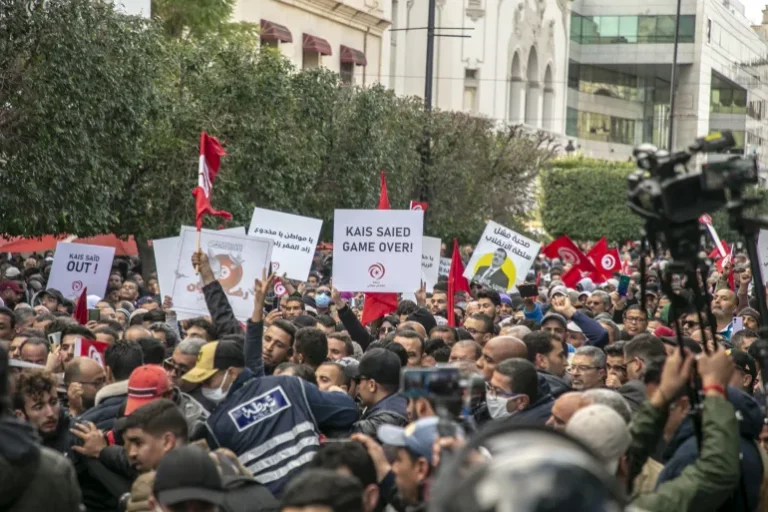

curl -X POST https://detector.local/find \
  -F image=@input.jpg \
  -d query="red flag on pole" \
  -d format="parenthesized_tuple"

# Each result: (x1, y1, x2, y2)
(409, 201, 428, 212)
(447, 238, 470, 327)
(543, 235, 588, 267)
(587, 237, 622, 281)
(73, 287, 88, 326)
(192, 132, 232, 230)
(361, 172, 399, 326)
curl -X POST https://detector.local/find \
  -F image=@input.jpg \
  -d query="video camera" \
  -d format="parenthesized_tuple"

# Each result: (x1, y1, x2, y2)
(628, 131, 758, 226)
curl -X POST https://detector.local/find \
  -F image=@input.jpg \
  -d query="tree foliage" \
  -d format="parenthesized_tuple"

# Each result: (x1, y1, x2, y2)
(0, 0, 557, 249)
(540, 157, 642, 242)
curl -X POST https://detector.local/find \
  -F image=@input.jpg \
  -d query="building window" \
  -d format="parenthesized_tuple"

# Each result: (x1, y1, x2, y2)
(570, 13, 695, 44)
(568, 108, 637, 145)
(710, 73, 747, 114)
(340, 62, 354, 85)
(303, 51, 319, 70)
(706, 18, 712, 43)
(463, 69, 479, 113)
(568, 62, 641, 102)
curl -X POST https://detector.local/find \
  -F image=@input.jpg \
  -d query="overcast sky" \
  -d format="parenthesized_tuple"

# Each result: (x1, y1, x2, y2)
(745, 0, 764, 24)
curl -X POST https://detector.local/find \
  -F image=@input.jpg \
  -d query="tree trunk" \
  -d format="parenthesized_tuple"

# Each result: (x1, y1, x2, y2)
(136, 236, 157, 281)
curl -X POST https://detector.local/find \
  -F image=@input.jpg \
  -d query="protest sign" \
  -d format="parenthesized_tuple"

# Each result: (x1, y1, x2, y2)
(333, 209, 423, 293)
(757, 230, 768, 282)
(47, 242, 116, 300)
(171, 227, 273, 321)
(421, 236, 441, 292)
(75, 338, 110, 367)
(153, 227, 246, 301)
(248, 207, 322, 280)
(439, 257, 451, 277)
(463, 221, 540, 293)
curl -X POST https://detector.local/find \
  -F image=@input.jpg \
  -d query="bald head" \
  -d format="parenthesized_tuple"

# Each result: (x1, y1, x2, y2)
(477, 336, 527, 381)
(499, 324, 532, 338)
(546, 392, 582, 431)
(397, 321, 427, 339)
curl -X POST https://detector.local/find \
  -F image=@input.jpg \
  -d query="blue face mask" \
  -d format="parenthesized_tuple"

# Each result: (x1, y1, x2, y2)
(315, 293, 331, 308)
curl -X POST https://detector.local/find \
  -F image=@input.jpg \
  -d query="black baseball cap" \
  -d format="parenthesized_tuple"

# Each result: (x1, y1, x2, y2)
(728, 349, 758, 382)
(354, 348, 401, 387)
(40, 288, 65, 306)
(153, 446, 225, 506)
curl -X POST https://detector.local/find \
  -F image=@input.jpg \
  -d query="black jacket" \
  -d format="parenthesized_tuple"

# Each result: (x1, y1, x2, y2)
(538, 370, 570, 398)
(202, 280, 243, 338)
(337, 304, 375, 351)
(656, 387, 763, 512)
(0, 416, 81, 512)
(352, 393, 408, 440)
(42, 409, 74, 457)
(79, 380, 127, 431)
(501, 374, 554, 427)
(618, 379, 647, 413)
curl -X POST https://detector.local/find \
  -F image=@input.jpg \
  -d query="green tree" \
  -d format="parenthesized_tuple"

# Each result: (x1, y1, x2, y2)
(0, 0, 165, 237)
(151, 0, 237, 39)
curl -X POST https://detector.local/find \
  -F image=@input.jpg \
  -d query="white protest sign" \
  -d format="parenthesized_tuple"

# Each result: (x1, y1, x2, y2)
(333, 209, 423, 293)
(421, 236, 441, 292)
(248, 207, 322, 280)
(757, 230, 768, 283)
(463, 221, 540, 293)
(439, 257, 451, 276)
(170, 227, 272, 321)
(153, 227, 246, 301)
(47, 242, 116, 299)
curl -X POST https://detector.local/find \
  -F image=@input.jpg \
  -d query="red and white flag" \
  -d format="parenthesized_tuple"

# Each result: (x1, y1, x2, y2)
(587, 238, 621, 281)
(409, 201, 428, 212)
(74, 338, 110, 367)
(543, 235, 587, 266)
(699, 213, 726, 258)
(192, 132, 232, 230)
(274, 277, 288, 297)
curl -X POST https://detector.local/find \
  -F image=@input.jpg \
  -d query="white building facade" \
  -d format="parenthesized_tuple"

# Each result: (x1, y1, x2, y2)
(388, 0, 571, 134)
(568, 0, 768, 164)
(233, 0, 391, 86)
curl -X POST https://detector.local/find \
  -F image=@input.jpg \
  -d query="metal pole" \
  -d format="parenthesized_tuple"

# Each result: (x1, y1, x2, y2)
(668, 0, 682, 151)
(420, 0, 436, 202)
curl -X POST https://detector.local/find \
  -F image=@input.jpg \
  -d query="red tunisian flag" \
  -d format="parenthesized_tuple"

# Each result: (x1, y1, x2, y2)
(73, 287, 88, 325)
(447, 238, 471, 327)
(75, 338, 110, 367)
(361, 172, 399, 326)
(587, 238, 621, 281)
(543, 235, 588, 267)
(410, 201, 428, 212)
(192, 132, 232, 230)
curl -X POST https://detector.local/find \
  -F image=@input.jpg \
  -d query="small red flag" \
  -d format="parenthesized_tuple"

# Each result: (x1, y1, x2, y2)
(587, 237, 621, 281)
(362, 172, 398, 325)
(543, 235, 588, 267)
(75, 338, 109, 367)
(409, 201, 428, 212)
(73, 287, 88, 326)
(192, 132, 232, 230)
(447, 239, 470, 327)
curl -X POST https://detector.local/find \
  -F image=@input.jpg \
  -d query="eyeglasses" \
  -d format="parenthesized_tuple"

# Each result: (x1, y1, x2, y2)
(466, 328, 486, 335)
(624, 316, 647, 324)
(163, 358, 191, 376)
(379, 327, 394, 334)
(353, 375, 371, 384)
(569, 365, 600, 373)
(485, 382, 519, 399)
(606, 363, 627, 373)
(78, 378, 106, 387)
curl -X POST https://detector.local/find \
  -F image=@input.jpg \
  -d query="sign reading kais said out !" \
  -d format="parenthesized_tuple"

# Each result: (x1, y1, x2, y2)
(332, 209, 423, 293)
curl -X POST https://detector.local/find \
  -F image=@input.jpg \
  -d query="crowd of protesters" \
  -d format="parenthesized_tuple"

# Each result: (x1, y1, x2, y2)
(0, 241, 765, 512)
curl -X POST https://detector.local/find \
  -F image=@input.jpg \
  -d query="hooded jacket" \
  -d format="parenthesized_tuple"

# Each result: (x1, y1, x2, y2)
(538, 370, 570, 398)
(352, 392, 408, 440)
(0, 415, 81, 512)
(79, 380, 128, 431)
(656, 387, 763, 512)
(500, 373, 554, 426)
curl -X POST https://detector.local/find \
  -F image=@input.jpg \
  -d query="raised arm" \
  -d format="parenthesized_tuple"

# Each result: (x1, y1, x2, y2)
(193, 250, 243, 337)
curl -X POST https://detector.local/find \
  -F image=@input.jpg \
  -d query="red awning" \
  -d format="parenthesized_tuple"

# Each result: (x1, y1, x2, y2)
(0, 235, 74, 253)
(340, 45, 367, 66)
(73, 234, 139, 257)
(260, 19, 293, 43)
(303, 33, 332, 56)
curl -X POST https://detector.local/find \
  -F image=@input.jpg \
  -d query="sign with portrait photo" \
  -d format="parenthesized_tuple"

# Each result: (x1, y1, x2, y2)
(463, 221, 540, 292)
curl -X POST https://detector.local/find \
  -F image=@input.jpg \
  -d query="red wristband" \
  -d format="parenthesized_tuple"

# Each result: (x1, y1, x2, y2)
(702, 384, 727, 397)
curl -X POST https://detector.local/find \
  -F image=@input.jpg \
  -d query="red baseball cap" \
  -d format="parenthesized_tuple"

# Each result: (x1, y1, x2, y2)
(0, 281, 22, 294)
(125, 365, 172, 415)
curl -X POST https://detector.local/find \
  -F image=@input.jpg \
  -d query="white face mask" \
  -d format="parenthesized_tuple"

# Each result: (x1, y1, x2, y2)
(487, 395, 512, 419)
(202, 370, 231, 403)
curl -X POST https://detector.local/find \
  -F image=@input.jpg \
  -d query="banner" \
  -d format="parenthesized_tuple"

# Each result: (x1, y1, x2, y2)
(757, 230, 768, 282)
(171, 227, 273, 321)
(47, 243, 116, 300)
(463, 221, 540, 292)
(439, 257, 451, 277)
(153, 227, 246, 301)
(74, 338, 110, 367)
(248, 207, 322, 280)
(332, 209, 423, 293)
(421, 236, 442, 292)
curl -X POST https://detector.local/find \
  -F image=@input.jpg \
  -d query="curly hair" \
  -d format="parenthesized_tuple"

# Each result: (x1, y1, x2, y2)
(13, 370, 57, 411)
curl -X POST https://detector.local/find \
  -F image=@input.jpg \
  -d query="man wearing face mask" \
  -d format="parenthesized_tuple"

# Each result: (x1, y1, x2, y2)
(487, 358, 553, 425)
(183, 340, 359, 497)
(314, 285, 333, 315)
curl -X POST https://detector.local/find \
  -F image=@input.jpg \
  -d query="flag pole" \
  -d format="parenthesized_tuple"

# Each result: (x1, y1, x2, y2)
(195, 230, 201, 274)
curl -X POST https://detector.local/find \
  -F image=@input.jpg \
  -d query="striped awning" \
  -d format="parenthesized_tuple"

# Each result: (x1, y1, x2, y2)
(303, 33, 332, 56)
(260, 19, 292, 43)
(340, 45, 367, 66)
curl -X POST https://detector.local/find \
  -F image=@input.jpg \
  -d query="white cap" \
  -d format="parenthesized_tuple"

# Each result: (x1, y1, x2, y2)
(566, 321, 582, 333)
(87, 295, 102, 310)
(5, 267, 20, 278)
(566, 404, 631, 474)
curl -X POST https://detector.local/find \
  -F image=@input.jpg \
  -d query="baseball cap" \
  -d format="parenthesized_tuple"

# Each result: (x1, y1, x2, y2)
(40, 288, 65, 305)
(153, 446, 225, 507)
(125, 365, 172, 415)
(378, 417, 464, 465)
(353, 348, 401, 387)
(336, 357, 360, 381)
(541, 313, 567, 329)
(566, 404, 631, 474)
(566, 321, 582, 333)
(406, 307, 437, 335)
(740, 307, 761, 324)
(4, 267, 21, 279)
(728, 349, 758, 382)
(549, 285, 568, 298)
(0, 281, 22, 294)
(183, 341, 245, 384)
